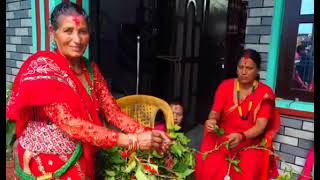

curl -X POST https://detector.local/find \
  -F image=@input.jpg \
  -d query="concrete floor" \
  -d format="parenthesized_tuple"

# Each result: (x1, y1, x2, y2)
(186, 124, 205, 151)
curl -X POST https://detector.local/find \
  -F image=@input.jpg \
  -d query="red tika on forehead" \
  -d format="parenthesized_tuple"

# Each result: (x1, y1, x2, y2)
(243, 52, 251, 63)
(244, 52, 251, 59)
(72, 15, 81, 26)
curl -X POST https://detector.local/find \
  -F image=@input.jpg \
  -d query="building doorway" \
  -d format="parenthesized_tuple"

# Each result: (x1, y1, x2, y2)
(90, 0, 247, 131)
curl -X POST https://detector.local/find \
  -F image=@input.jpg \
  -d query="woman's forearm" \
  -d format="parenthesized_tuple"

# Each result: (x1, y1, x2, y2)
(43, 102, 121, 149)
(243, 118, 268, 139)
(208, 111, 220, 121)
(92, 63, 145, 133)
(117, 133, 129, 148)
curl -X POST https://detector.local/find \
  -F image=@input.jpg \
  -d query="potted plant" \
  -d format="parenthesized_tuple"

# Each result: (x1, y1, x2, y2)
(6, 83, 16, 179)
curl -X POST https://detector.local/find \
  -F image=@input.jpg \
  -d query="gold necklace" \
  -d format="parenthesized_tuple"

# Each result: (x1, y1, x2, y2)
(236, 80, 257, 120)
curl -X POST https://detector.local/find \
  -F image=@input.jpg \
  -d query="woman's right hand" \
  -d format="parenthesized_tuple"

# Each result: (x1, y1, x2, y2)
(205, 119, 217, 132)
(137, 130, 171, 151)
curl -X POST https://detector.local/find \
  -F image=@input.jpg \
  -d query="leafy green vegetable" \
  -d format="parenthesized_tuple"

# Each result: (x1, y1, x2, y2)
(214, 125, 224, 136)
(99, 127, 195, 179)
(6, 83, 16, 157)
(260, 138, 267, 147)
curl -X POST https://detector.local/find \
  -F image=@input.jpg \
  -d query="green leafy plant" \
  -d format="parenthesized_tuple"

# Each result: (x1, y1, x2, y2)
(6, 83, 16, 159)
(276, 166, 298, 180)
(96, 124, 195, 180)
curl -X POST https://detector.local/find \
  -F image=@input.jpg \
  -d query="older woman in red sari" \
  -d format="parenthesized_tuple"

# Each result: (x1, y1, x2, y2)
(195, 49, 278, 180)
(6, 2, 170, 180)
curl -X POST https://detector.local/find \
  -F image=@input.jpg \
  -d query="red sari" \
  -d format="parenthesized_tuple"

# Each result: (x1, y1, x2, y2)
(298, 146, 314, 180)
(195, 79, 279, 180)
(6, 50, 146, 179)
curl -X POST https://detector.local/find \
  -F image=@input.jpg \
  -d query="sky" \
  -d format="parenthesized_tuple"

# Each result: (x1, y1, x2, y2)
(298, 0, 314, 34)
(300, 0, 314, 15)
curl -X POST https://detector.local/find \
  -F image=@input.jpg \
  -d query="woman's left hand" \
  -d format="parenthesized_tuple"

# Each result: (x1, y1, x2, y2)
(226, 133, 243, 149)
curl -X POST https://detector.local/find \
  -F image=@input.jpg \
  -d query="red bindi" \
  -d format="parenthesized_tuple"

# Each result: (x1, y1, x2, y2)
(72, 15, 81, 26)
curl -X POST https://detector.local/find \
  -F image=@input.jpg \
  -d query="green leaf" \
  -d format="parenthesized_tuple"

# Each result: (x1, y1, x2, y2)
(216, 128, 225, 136)
(185, 153, 195, 167)
(109, 147, 120, 152)
(230, 159, 240, 166)
(173, 158, 179, 167)
(110, 153, 126, 164)
(170, 142, 184, 157)
(172, 162, 188, 173)
(123, 156, 137, 173)
(203, 152, 209, 160)
(6, 120, 16, 150)
(284, 174, 290, 180)
(233, 165, 242, 173)
(6, 83, 12, 103)
(169, 132, 177, 139)
(289, 170, 298, 179)
(151, 150, 164, 158)
(177, 168, 194, 178)
(225, 142, 230, 150)
(6, 84, 15, 154)
(174, 125, 182, 131)
(104, 176, 116, 180)
(260, 138, 267, 147)
(213, 125, 224, 136)
(167, 123, 174, 131)
(105, 170, 116, 177)
(135, 167, 150, 180)
(276, 175, 283, 180)
(176, 133, 191, 145)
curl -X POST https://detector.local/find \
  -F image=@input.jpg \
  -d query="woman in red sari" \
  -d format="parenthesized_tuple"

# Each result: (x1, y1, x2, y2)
(6, 2, 170, 180)
(298, 146, 314, 180)
(195, 49, 279, 180)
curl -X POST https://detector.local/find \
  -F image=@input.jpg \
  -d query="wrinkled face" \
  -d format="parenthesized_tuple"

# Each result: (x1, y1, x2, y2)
(237, 57, 258, 84)
(171, 104, 183, 125)
(51, 14, 90, 60)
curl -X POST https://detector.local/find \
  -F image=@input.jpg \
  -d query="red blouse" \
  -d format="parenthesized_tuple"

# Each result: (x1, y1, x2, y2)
(211, 79, 273, 134)
(41, 62, 145, 149)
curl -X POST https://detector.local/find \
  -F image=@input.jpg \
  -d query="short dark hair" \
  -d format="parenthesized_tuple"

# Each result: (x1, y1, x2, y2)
(50, 2, 90, 31)
(296, 45, 305, 53)
(168, 98, 182, 106)
(239, 49, 261, 69)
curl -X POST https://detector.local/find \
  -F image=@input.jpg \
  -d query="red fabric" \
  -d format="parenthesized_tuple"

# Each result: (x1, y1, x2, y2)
(92, 63, 146, 134)
(7, 50, 100, 178)
(298, 146, 314, 180)
(154, 123, 166, 131)
(6, 50, 146, 179)
(195, 79, 279, 180)
(16, 143, 88, 180)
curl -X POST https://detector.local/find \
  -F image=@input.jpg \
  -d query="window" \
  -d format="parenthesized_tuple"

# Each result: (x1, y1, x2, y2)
(276, 0, 314, 102)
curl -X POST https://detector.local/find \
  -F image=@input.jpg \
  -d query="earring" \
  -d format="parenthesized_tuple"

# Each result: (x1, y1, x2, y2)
(50, 40, 57, 50)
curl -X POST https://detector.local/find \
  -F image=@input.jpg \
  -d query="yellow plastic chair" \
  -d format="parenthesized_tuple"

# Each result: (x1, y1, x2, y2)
(116, 95, 174, 129)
